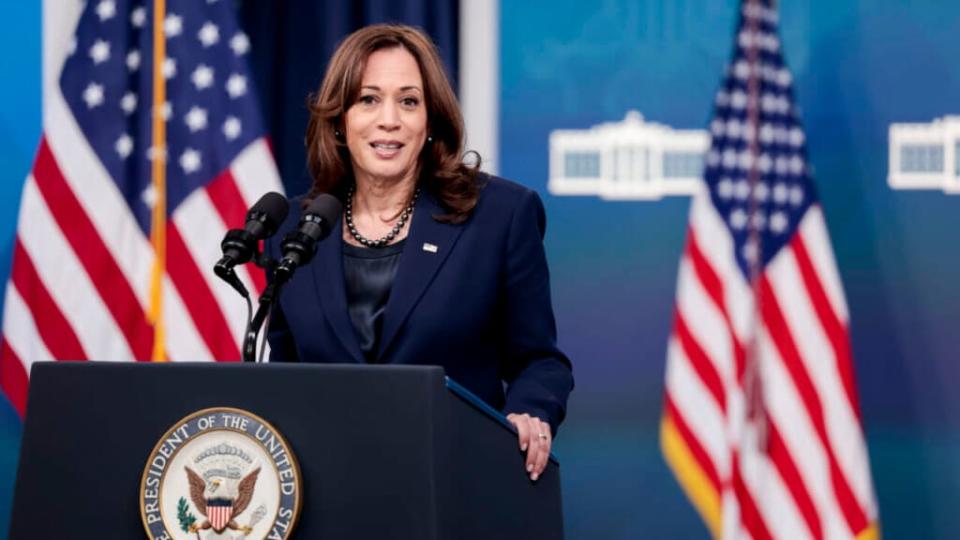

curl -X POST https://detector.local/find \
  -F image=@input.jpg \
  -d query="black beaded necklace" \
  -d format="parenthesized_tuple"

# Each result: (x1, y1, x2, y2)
(345, 185, 420, 248)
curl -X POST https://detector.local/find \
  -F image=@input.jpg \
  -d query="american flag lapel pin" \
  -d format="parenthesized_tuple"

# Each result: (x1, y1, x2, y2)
(422, 242, 438, 253)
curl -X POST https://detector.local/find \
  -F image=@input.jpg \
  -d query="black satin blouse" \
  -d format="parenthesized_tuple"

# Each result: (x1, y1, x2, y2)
(341, 239, 406, 363)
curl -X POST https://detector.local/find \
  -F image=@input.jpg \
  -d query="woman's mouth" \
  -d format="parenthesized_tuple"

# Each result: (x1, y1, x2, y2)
(371, 141, 403, 158)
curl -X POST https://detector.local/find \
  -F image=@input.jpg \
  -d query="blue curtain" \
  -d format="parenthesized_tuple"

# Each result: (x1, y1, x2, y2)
(239, 0, 460, 197)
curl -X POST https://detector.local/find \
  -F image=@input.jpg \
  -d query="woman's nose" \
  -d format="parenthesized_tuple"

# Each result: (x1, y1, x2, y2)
(377, 101, 400, 129)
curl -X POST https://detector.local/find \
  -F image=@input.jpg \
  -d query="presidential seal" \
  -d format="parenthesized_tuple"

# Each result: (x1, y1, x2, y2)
(140, 407, 302, 540)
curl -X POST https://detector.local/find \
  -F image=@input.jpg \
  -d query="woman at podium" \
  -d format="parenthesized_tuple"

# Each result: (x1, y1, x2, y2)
(266, 24, 573, 482)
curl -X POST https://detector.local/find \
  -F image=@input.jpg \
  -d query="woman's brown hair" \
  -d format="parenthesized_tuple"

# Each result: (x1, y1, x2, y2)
(304, 24, 480, 223)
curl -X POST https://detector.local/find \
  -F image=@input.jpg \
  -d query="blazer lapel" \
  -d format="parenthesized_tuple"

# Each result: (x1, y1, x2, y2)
(312, 218, 364, 363)
(377, 191, 464, 359)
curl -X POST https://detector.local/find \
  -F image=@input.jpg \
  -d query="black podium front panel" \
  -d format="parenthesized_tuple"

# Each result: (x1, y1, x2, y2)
(9, 362, 562, 539)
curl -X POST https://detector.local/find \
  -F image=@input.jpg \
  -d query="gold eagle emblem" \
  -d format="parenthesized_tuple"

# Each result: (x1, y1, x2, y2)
(184, 465, 261, 534)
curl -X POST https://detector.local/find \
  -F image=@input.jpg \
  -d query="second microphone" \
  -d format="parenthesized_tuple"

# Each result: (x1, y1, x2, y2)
(274, 194, 343, 286)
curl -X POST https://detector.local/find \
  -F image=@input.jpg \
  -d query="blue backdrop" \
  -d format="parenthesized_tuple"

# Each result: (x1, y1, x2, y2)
(500, 1, 960, 538)
(0, 1, 958, 538)
(0, 1, 40, 535)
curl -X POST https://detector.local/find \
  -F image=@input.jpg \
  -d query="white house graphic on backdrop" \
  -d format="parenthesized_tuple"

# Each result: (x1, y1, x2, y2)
(548, 111, 708, 200)
(888, 116, 960, 194)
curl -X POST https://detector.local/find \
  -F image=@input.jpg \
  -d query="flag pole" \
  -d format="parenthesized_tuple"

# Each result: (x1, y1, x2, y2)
(148, 0, 167, 362)
(742, 0, 768, 450)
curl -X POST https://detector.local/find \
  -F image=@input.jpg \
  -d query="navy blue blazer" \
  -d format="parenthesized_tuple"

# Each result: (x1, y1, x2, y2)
(265, 176, 573, 433)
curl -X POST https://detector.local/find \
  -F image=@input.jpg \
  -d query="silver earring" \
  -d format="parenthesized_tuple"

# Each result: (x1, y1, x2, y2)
(427, 135, 434, 143)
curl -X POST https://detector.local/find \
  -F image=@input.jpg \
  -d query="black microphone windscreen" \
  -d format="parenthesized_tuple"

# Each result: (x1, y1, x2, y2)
(305, 194, 343, 224)
(248, 192, 290, 232)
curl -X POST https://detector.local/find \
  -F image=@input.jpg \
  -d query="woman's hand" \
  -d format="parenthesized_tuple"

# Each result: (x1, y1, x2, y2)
(506, 413, 552, 481)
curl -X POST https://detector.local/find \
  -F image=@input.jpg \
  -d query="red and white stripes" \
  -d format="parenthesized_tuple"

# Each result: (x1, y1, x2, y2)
(662, 190, 878, 540)
(0, 37, 282, 413)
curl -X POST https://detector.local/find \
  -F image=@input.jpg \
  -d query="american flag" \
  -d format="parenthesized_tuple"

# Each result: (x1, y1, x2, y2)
(661, 1, 879, 539)
(0, 0, 282, 414)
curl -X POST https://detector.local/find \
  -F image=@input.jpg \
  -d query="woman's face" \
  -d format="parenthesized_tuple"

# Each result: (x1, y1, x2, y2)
(344, 46, 428, 187)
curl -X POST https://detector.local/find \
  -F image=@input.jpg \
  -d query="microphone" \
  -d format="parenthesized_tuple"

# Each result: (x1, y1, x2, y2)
(274, 194, 342, 285)
(215, 192, 289, 297)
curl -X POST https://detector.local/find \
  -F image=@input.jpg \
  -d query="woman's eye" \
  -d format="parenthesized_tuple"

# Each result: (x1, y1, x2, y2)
(358, 95, 377, 105)
(401, 97, 420, 107)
